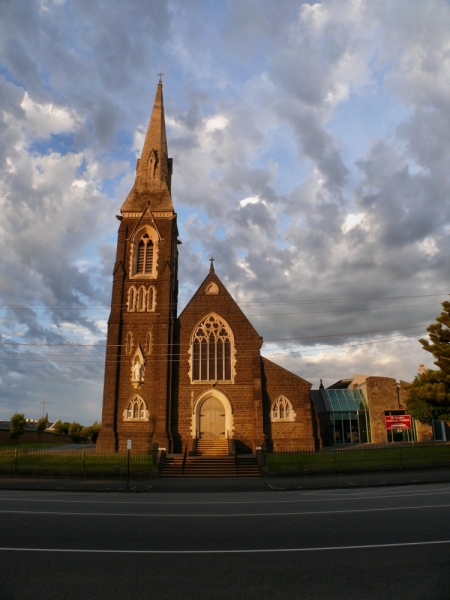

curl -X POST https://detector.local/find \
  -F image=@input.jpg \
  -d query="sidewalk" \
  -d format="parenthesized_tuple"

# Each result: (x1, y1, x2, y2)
(1, 467, 450, 493)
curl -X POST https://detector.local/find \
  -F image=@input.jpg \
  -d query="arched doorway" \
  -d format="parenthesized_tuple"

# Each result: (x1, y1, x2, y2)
(199, 397, 226, 439)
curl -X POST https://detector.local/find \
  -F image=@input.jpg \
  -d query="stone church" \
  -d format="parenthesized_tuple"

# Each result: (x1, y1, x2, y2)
(96, 80, 320, 455)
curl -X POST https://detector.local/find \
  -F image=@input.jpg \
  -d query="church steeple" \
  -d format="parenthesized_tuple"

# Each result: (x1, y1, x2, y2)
(121, 79, 173, 213)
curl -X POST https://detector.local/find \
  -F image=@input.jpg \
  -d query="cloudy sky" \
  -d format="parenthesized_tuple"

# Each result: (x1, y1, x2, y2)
(0, 0, 449, 424)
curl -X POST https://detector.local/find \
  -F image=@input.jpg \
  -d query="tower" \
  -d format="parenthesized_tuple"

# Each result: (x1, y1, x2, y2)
(97, 79, 178, 453)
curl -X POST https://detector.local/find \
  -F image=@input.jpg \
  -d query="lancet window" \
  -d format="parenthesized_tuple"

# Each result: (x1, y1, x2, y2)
(127, 287, 136, 312)
(126, 286, 156, 312)
(271, 396, 295, 422)
(191, 314, 233, 382)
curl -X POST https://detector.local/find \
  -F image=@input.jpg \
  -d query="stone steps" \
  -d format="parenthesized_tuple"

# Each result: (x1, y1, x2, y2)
(195, 439, 229, 456)
(159, 455, 261, 478)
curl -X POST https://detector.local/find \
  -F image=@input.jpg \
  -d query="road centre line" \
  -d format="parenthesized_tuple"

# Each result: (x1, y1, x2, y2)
(0, 488, 450, 505)
(1, 503, 450, 518)
(1, 540, 449, 554)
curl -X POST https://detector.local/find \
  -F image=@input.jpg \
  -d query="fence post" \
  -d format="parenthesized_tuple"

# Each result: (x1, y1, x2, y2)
(151, 443, 159, 477)
(400, 445, 404, 469)
(261, 443, 269, 477)
(14, 445, 18, 475)
(82, 448, 86, 477)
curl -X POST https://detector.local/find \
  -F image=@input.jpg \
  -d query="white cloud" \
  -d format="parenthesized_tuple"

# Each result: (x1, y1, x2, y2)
(20, 92, 82, 138)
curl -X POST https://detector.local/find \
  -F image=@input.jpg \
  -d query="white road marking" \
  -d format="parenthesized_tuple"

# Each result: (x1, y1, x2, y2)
(1, 503, 450, 518)
(0, 540, 449, 554)
(1, 487, 450, 505)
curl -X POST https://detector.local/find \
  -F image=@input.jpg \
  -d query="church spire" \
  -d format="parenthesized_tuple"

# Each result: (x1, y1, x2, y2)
(121, 78, 173, 213)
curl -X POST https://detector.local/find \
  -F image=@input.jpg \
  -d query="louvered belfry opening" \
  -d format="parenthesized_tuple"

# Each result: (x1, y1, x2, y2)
(137, 234, 153, 274)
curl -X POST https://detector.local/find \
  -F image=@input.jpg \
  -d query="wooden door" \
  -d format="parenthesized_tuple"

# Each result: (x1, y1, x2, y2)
(199, 397, 225, 439)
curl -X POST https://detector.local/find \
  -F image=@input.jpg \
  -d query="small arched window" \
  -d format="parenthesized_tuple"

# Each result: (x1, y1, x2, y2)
(191, 314, 233, 382)
(127, 286, 136, 312)
(146, 332, 152, 354)
(123, 396, 148, 422)
(125, 332, 133, 355)
(137, 286, 146, 312)
(271, 396, 295, 422)
(147, 286, 156, 312)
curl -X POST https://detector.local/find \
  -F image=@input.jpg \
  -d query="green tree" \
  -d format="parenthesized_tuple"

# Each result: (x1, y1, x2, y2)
(10, 413, 26, 444)
(91, 421, 101, 444)
(68, 422, 82, 443)
(406, 300, 450, 423)
(52, 420, 63, 435)
(36, 416, 48, 443)
(79, 426, 92, 442)
(60, 422, 70, 435)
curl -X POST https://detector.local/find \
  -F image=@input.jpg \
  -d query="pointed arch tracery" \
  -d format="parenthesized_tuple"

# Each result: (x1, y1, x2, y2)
(271, 395, 295, 422)
(123, 395, 149, 422)
(130, 226, 158, 279)
(190, 314, 234, 382)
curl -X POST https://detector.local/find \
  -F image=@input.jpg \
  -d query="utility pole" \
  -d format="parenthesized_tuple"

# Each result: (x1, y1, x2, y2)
(39, 399, 54, 418)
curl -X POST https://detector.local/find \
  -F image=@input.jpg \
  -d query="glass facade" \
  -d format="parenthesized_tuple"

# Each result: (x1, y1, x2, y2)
(324, 389, 371, 445)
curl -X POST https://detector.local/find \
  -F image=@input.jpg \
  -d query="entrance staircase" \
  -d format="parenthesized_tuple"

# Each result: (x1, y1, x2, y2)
(159, 440, 261, 478)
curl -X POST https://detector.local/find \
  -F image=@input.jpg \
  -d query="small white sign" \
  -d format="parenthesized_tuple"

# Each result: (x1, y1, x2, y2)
(127, 439, 132, 450)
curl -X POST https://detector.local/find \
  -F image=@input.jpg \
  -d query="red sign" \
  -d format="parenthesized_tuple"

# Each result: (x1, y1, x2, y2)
(385, 415, 412, 430)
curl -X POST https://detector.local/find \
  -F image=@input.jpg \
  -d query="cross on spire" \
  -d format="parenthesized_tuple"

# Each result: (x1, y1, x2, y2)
(209, 256, 215, 272)
(157, 71, 165, 82)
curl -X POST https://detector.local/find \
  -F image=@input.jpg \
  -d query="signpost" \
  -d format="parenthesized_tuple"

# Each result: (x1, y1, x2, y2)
(126, 440, 132, 490)
(385, 415, 412, 430)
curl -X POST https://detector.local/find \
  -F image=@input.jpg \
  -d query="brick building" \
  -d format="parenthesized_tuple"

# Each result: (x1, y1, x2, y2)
(96, 80, 319, 455)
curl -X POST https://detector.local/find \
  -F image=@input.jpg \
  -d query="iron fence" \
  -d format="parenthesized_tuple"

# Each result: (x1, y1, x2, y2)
(263, 442, 450, 475)
(0, 447, 153, 477)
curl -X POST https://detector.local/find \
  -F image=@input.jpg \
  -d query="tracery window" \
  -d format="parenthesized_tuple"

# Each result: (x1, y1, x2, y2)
(271, 396, 295, 422)
(136, 234, 154, 275)
(192, 314, 233, 382)
(123, 396, 148, 421)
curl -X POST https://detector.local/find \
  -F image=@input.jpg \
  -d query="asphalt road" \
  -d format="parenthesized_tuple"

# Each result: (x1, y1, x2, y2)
(1, 484, 450, 599)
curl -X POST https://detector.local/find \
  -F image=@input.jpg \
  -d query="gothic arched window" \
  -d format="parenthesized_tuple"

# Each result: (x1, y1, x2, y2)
(123, 396, 148, 422)
(271, 396, 295, 422)
(125, 332, 133, 355)
(136, 234, 153, 274)
(130, 227, 157, 279)
(127, 286, 136, 312)
(147, 286, 156, 312)
(191, 314, 234, 382)
(137, 286, 146, 312)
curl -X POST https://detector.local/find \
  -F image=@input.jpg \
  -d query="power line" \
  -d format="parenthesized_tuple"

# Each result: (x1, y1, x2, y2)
(0, 292, 447, 310)
(0, 301, 440, 321)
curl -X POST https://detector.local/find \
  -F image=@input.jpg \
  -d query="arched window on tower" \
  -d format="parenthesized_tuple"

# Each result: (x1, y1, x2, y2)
(130, 228, 158, 279)
(147, 286, 156, 311)
(123, 396, 148, 421)
(137, 286, 146, 312)
(191, 314, 234, 382)
(271, 396, 295, 422)
(136, 234, 153, 275)
(127, 286, 136, 312)
(125, 332, 133, 355)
